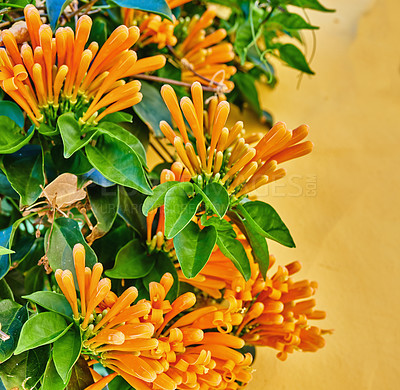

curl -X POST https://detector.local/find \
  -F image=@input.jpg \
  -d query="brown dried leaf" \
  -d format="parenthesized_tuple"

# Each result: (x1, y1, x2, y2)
(41, 173, 87, 208)
(0, 21, 29, 45)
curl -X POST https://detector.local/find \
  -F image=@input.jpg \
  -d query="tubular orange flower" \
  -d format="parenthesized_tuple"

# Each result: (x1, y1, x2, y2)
(175, 7, 236, 91)
(159, 82, 313, 198)
(0, 5, 166, 127)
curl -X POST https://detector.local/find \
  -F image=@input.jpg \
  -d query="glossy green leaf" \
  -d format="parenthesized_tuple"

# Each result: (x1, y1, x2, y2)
(164, 186, 202, 239)
(2, 144, 44, 206)
(232, 72, 262, 115)
(0, 345, 50, 389)
(101, 111, 133, 124)
(143, 251, 179, 301)
(38, 122, 59, 136)
(58, 113, 97, 158)
(87, 185, 119, 243)
(45, 217, 97, 275)
(194, 182, 229, 218)
(286, 0, 335, 12)
(118, 185, 146, 237)
(0, 278, 13, 300)
(47, 0, 73, 29)
(0, 100, 24, 127)
(0, 246, 14, 255)
(0, 300, 28, 363)
(0, 226, 13, 280)
(42, 357, 68, 390)
(174, 222, 217, 278)
(24, 265, 45, 295)
(240, 201, 295, 247)
(112, 0, 173, 21)
(15, 312, 71, 354)
(105, 239, 155, 279)
(108, 375, 132, 390)
(142, 181, 179, 216)
(66, 356, 94, 390)
(133, 81, 173, 137)
(96, 121, 147, 165)
(0, 116, 35, 154)
(53, 326, 81, 382)
(50, 146, 93, 176)
(86, 134, 152, 194)
(269, 12, 319, 30)
(278, 43, 314, 74)
(23, 291, 73, 319)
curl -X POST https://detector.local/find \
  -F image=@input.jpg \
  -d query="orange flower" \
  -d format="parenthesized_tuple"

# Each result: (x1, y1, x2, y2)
(175, 7, 236, 91)
(0, 5, 166, 127)
(159, 82, 313, 197)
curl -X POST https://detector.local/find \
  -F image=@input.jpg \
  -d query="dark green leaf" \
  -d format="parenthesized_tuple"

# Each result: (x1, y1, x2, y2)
(142, 181, 179, 216)
(194, 182, 229, 218)
(0, 170, 18, 198)
(0, 117, 35, 154)
(66, 356, 94, 390)
(232, 72, 262, 116)
(2, 144, 45, 206)
(42, 357, 68, 390)
(80, 168, 115, 188)
(0, 300, 28, 363)
(112, 0, 173, 21)
(240, 201, 295, 247)
(87, 185, 119, 243)
(0, 345, 50, 389)
(0, 100, 24, 127)
(286, 0, 335, 12)
(45, 217, 97, 275)
(247, 45, 276, 84)
(86, 134, 152, 194)
(164, 186, 202, 239)
(22, 291, 73, 319)
(24, 265, 45, 295)
(133, 81, 173, 137)
(0, 278, 13, 300)
(143, 251, 179, 301)
(174, 222, 217, 278)
(118, 185, 146, 237)
(47, 0, 73, 29)
(105, 239, 155, 279)
(53, 326, 81, 382)
(50, 146, 93, 176)
(58, 113, 97, 158)
(96, 122, 147, 165)
(278, 43, 314, 74)
(269, 12, 319, 30)
(108, 375, 132, 390)
(0, 226, 12, 280)
(15, 312, 71, 354)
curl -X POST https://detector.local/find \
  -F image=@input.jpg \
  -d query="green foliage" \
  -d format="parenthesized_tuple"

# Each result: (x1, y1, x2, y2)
(23, 291, 73, 319)
(112, 0, 173, 21)
(142, 181, 179, 216)
(46, 0, 73, 28)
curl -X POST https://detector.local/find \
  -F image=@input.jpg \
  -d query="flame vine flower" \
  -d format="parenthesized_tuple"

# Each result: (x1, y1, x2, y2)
(55, 243, 253, 389)
(0, 5, 166, 127)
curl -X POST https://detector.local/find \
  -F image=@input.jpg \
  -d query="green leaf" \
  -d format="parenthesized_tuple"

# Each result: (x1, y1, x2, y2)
(0, 278, 13, 300)
(86, 133, 152, 195)
(269, 12, 319, 30)
(38, 122, 59, 136)
(133, 81, 173, 137)
(87, 185, 119, 243)
(240, 201, 295, 247)
(46, 217, 97, 275)
(23, 291, 73, 319)
(174, 222, 217, 278)
(0, 117, 35, 154)
(0, 226, 12, 280)
(278, 43, 314, 74)
(142, 181, 179, 216)
(14, 312, 71, 355)
(0, 345, 50, 389)
(247, 45, 276, 84)
(194, 182, 229, 218)
(143, 251, 179, 301)
(58, 113, 97, 158)
(24, 265, 45, 295)
(112, 0, 173, 21)
(164, 185, 202, 239)
(108, 375, 132, 390)
(42, 357, 68, 390)
(232, 72, 262, 115)
(100, 111, 133, 124)
(0, 246, 14, 256)
(66, 356, 94, 390)
(286, 0, 335, 12)
(47, 0, 73, 29)
(2, 144, 45, 206)
(105, 239, 155, 279)
(0, 300, 28, 363)
(53, 326, 81, 382)
(0, 100, 24, 127)
(118, 186, 146, 237)
(96, 121, 147, 166)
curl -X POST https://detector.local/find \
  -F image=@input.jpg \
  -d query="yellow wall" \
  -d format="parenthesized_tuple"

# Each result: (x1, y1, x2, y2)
(249, 0, 400, 388)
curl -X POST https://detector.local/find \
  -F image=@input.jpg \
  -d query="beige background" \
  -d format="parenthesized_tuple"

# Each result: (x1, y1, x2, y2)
(247, 0, 400, 388)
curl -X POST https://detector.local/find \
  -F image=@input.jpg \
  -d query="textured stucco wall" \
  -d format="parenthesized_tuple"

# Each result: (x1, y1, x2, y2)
(249, 0, 400, 389)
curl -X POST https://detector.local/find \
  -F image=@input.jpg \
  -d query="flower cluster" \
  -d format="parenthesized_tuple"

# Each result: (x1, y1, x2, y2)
(56, 244, 253, 389)
(159, 82, 313, 198)
(0, 5, 165, 126)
